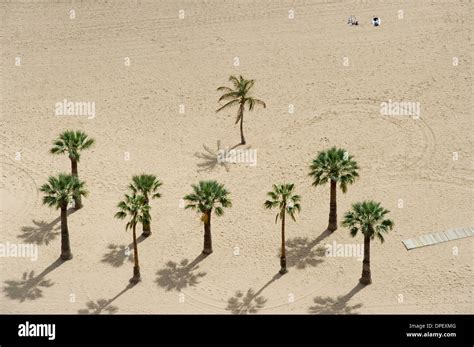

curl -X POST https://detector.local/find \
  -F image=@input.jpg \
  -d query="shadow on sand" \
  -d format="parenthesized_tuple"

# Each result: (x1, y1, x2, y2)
(308, 283, 365, 314)
(18, 209, 77, 245)
(285, 229, 332, 269)
(2, 258, 64, 302)
(226, 273, 282, 314)
(78, 283, 135, 314)
(101, 234, 146, 268)
(195, 140, 247, 172)
(155, 253, 208, 291)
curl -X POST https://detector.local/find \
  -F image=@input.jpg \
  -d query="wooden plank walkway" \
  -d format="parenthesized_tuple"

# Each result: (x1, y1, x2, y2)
(402, 226, 474, 250)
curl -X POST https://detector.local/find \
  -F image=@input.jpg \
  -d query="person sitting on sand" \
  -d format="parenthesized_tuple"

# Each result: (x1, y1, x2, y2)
(372, 16, 380, 26)
(347, 15, 358, 26)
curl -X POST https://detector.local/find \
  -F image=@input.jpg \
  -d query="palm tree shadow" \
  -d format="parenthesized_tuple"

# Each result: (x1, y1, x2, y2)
(101, 244, 133, 267)
(18, 209, 77, 245)
(101, 234, 146, 267)
(308, 283, 365, 314)
(2, 258, 64, 302)
(285, 229, 332, 269)
(226, 273, 281, 314)
(195, 140, 250, 172)
(78, 283, 135, 314)
(155, 253, 208, 291)
(195, 140, 231, 172)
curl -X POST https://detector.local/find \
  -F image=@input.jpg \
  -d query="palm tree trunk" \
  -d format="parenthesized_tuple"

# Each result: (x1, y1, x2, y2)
(328, 179, 337, 232)
(60, 203, 73, 260)
(360, 232, 372, 285)
(130, 223, 141, 283)
(202, 212, 213, 254)
(239, 103, 245, 145)
(70, 158, 82, 209)
(142, 195, 151, 237)
(279, 209, 287, 274)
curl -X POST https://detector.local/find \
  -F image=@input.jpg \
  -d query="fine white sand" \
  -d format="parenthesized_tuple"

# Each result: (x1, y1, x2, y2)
(0, 0, 472, 314)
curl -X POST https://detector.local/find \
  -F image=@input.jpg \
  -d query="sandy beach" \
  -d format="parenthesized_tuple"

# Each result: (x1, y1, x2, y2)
(0, 0, 472, 314)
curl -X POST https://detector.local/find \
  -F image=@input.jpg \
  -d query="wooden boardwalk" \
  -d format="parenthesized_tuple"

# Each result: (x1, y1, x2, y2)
(402, 226, 474, 250)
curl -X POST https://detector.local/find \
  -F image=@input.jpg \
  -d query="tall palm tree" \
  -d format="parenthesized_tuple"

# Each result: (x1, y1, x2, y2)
(50, 130, 95, 209)
(342, 201, 394, 285)
(128, 174, 162, 237)
(114, 193, 150, 284)
(309, 147, 359, 232)
(264, 184, 301, 274)
(40, 173, 87, 260)
(216, 75, 266, 145)
(183, 180, 232, 255)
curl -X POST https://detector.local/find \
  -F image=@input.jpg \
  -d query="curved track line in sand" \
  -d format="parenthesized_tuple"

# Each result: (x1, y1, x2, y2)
(281, 98, 435, 177)
(0, 161, 39, 226)
(163, 177, 472, 313)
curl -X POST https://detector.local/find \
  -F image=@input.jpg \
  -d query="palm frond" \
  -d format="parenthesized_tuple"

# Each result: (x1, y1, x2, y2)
(264, 183, 301, 223)
(309, 147, 359, 191)
(217, 86, 234, 92)
(218, 92, 239, 103)
(50, 130, 95, 161)
(216, 99, 240, 112)
(342, 200, 394, 243)
(184, 180, 232, 217)
(40, 173, 87, 209)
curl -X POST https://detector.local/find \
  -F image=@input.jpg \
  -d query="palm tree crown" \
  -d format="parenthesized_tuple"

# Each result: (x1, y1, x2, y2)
(128, 174, 162, 201)
(309, 147, 359, 192)
(40, 173, 87, 208)
(264, 183, 301, 222)
(342, 201, 394, 241)
(216, 75, 266, 118)
(114, 194, 150, 230)
(184, 180, 232, 215)
(50, 130, 95, 161)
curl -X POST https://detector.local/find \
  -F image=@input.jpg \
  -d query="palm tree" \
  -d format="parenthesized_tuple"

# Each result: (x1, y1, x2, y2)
(40, 173, 87, 260)
(216, 75, 266, 145)
(309, 147, 359, 232)
(114, 193, 150, 284)
(183, 180, 232, 255)
(341, 201, 394, 285)
(128, 174, 162, 237)
(50, 130, 95, 209)
(264, 184, 301, 274)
